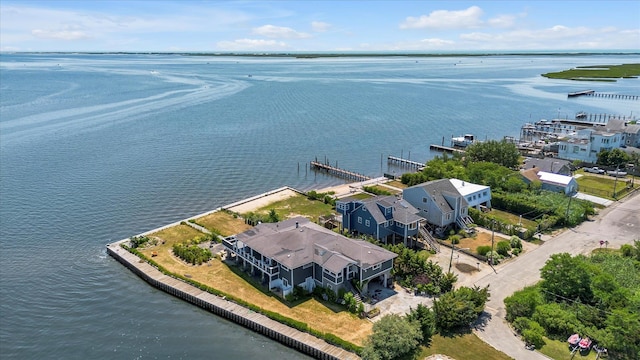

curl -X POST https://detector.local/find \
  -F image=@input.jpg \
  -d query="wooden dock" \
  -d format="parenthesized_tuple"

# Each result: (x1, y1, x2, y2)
(310, 161, 370, 181)
(387, 156, 425, 169)
(429, 144, 465, 153)
(568, 90, 639, 100)
(107, 241, 360, 360)
(568, 90, 595, 97)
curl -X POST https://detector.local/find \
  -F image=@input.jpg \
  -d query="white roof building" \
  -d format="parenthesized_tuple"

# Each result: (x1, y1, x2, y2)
(450, 178, 492, 210)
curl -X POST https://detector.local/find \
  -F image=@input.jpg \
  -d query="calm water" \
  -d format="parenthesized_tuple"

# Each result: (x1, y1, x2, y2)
(1, 53, 638, 359)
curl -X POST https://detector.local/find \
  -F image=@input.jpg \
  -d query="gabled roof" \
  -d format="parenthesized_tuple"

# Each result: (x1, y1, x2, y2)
(344, 195, 422, 225)
(522, 157, 571, 174)
(235, 217, 396, 270)
(520, 168, 540, 183)
(406, 179, 468, 212)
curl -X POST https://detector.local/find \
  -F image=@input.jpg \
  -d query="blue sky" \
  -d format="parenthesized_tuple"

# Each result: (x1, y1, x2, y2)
(1, 1, 638, 52)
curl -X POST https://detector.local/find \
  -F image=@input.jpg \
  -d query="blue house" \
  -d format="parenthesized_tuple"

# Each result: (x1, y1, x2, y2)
(336, 195, 423, 246)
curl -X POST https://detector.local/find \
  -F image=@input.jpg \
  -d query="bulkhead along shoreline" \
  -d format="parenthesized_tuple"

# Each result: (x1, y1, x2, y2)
(107, 186, 360, 360)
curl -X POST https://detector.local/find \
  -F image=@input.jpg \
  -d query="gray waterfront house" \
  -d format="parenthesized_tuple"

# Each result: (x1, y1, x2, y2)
(222, 217, 397, 297)
(335, 195, 423, 246)
(402, 179, 474, 232)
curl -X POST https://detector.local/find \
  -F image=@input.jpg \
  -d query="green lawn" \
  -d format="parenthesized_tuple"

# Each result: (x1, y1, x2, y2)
(538, 337, 597, 360)
(420, 333, 514, 360)
(250, 193, 336, 222)
(487, 209, 537, 229)
(576, 172, 638, 200)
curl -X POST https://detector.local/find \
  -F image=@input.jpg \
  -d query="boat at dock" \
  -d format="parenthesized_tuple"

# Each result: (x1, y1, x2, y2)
(451, 134, 476, 148)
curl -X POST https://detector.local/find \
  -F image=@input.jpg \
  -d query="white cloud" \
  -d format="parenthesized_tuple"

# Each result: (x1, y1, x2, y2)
(311, 21, 331, 32)
(487, 14, 517, 28)
(216, 38, 289, 51)
(400, 6, 484, 29)
(31, 29, 90, 40)
(457, 25, 639, 50)
(252, 25, 310, 39)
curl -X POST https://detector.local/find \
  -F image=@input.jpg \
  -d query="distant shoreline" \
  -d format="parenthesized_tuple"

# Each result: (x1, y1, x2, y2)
(2, 51, 639, 58)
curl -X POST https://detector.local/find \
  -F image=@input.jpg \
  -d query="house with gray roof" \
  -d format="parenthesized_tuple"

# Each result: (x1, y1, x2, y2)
(222, 217, 397, 297)
(522, 157, 573, 176)
(402, 179, 472, 232)
(336, 195, 423, 246)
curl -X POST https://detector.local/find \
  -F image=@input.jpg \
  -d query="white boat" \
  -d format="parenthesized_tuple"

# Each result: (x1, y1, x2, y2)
(451, 134, 476, 148)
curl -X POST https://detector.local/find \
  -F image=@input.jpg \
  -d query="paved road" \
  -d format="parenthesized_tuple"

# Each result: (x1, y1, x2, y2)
(465, 191, 640, 360)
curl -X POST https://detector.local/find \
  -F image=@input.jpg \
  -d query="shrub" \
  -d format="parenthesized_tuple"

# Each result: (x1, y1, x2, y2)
(522, 321, 546, 349)
(477, 245, 492, 256)
(129, 236, 150, 248)
(172, 243, 212, 265)
(449, 235, 461, 245)
(510, 236, 522, 249)
(512, 248, 522, 256)
(512, 317, 532, 334)
(486, 251, 502, 264)
(496, 240, 511, 257)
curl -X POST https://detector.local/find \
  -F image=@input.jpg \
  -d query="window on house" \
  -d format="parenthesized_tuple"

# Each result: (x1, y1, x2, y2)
(446, 213, 451, 220)
(365, 219, 370, 227)
(422, 197, 427, 203)
(302, 263, 312, 269)
(408, 222, 417, 230)
(371, 264, 381, 271)
(483, 191, 487, 196)
(283, 278, 289, 287)
(281, 264, 289, 271)
(357, 216, 362, 224)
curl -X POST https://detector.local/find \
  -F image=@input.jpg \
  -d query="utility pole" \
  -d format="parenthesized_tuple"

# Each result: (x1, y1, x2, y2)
(448, 242, 455, 273)
(490, 220, 495, 266)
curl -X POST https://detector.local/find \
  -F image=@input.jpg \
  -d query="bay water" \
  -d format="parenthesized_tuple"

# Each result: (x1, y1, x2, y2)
(1, 53, 638, 359)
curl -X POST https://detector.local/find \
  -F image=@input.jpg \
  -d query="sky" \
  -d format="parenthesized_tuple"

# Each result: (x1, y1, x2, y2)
(1, 1, 639, 52)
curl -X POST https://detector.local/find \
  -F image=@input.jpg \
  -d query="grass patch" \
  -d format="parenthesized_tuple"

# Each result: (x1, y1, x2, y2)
(195, 211, 252, 236)
(347, 192, 373, 200)
(150, 223, 205, 243)
(538, 337, 597, 360)
(575, 172, 637, 200)
(364, 185, 400, 195)
(386, 180, 408, 189)
(250, 194, 336, 222)
(487, 209, 537, 229)
(420, 332, 514, 360)
(542, 63, 640, 81)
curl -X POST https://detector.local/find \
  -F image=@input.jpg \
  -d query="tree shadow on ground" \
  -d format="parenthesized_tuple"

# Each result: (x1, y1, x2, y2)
(471, 311, 492, 332)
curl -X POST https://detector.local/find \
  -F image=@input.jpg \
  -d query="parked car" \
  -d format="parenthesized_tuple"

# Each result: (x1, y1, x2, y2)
(607, 170, 628, 177)
(584, 167, 605, 174)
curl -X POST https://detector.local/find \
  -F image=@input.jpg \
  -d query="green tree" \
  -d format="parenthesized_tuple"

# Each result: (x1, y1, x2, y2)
(504, 285, 544, 322)
(433, 286, 489, 331)
(407, 303, 435, 345)
(266, 209, 280, 223)
(597, 148, 630, 167)
(540, 253, 593, 304)
(361, 314, 422, 360)
(465, 140, 520, 169)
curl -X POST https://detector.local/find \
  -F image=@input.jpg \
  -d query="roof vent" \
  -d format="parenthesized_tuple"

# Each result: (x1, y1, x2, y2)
(295, 221, 299, 228)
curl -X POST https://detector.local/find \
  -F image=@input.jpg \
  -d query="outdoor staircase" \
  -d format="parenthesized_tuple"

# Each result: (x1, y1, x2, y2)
(456, 216, 475, 233)
(418, 226, 440, 253)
